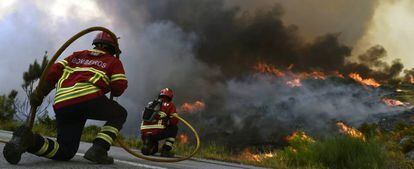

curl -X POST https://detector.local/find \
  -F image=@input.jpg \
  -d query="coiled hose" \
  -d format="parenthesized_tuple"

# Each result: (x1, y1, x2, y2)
(0, 26, 201, 163)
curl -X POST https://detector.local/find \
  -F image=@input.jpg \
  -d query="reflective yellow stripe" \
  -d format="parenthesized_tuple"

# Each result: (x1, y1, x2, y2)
(56, 83, 93, 97)
(66, 67, 109, 81)
(54, 87, 100, 104)
(62, 66, 110, 85)
(101, 126, 119, 135)
(165, 141, 173, 146)
(111, 74, 127, 82)
(55, 85, 97, 100)
(97, 133, 113, 144)
(57, 64, 110, 88)
(54, 63, 112, 104)
(166, 137, 175, 142)
(89, 49, 106, 54)
(45, 140, 59, 158)
(35, 138, 49, 155)
(58, 60, 68, 66)
(57, 70, 71, 88)
(89, 73, 101, 84)
(158, 111, 167, 118)
(140, 122, 166, 130)
(56, 83, 91, 94)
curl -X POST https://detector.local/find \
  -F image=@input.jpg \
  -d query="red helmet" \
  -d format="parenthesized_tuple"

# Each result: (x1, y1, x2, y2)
(159, 88, 173, 100)
(92, 31, 120, 54)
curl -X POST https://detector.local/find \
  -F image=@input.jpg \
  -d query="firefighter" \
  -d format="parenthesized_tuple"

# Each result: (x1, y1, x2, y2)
(3, 31, 128, 165)
(140, 88, 178, 157)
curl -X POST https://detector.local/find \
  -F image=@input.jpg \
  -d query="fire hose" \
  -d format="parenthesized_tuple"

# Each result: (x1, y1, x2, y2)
(0, 26, 201, 163)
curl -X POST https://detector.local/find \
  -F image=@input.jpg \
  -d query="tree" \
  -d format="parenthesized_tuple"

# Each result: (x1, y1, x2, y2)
(0, 90, 18, 121)
(22, 51, 49, 95)
(15, 51, 51, 121)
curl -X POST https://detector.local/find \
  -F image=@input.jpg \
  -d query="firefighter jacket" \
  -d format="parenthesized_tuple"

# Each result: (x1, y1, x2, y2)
(140, 101, 179, 136)
(46, 49, 128, 109)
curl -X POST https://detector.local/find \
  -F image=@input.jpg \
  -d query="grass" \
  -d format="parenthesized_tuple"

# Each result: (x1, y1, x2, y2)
(0, 120, 413, 168)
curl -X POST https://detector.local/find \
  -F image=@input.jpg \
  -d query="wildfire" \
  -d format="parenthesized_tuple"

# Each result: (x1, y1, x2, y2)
(254, 62, 285, 77)
(264, 152, 274, 158)
(286, 78, 302, 87)
(298, 71, 327, 80)
(178, 134, 189, 144)
(336, 122, 365, 140)
(382, 98, 405, 107)
(335, 71, 345, 78)
(285, 131, 315, 143)
(348, 73, 381, 88)
(409, 75, 414, 84)
(241, 149, 275, 162)
(180, 101, 205, 113)
(254, 63, 384, 89)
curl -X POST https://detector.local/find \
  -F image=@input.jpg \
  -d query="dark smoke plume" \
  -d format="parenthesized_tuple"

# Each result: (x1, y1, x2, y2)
(143, 0, 403, 80)
(343, 45, 404, 81)
(97, 0, 407, 147)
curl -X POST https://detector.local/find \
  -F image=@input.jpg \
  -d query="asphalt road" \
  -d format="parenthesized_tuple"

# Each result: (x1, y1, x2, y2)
(0, 130, 264, 169)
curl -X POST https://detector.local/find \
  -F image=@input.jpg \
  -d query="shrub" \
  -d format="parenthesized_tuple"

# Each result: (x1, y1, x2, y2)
(284, 135, 387, 169)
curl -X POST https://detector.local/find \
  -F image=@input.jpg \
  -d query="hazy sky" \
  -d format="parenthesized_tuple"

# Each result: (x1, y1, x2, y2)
(354, 0, 414, 65)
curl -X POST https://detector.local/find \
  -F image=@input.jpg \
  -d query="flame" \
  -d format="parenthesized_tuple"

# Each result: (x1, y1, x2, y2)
(241, 149, 275, 162)
(264, 152, 274, 158)
(254, 63, 383, 89)
(335, 71, 345, 78)
(288, 64, 294, 70)
(180, 101, 205, 113)
(241, 149, 262, 162)
(285, 131, 315, 143)
(254, 62, 285, 77)
(348, 73, 381, 88)
(286, 78, 302, 87)
(409, 75, 414, 84)
(382, 98, 405, 107)
(178, 134, 189, 144)
(299, 71, 327, 80)
(336, 122, 365, 140)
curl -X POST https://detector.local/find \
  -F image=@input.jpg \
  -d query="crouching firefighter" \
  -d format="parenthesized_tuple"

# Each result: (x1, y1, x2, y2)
(3, 31, 128, 164)
(141, 88, 179, 157)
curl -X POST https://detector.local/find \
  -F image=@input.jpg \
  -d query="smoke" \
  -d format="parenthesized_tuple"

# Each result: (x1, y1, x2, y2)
(0, 0, 409, 147)
(183, 75, 401, 147)
(108, 0, 407, 145)
(343, 45, 404, 81)
(139, 0, 402, 80)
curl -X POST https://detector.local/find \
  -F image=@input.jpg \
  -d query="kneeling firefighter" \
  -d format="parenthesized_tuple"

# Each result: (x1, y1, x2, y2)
(3, 31, 128, 164)
(141, 88, 179, 157)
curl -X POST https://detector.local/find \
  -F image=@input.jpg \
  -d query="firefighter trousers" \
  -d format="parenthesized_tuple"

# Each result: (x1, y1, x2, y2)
(142, 125, 178, 151)
(27, 96, 128, 161)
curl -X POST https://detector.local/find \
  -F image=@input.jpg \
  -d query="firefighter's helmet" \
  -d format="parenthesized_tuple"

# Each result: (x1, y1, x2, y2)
(159, 88, 173, 100)
(92, 31, 120, 54)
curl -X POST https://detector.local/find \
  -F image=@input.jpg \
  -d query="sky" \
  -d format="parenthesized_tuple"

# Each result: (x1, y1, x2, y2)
(0, 0, 413, 135)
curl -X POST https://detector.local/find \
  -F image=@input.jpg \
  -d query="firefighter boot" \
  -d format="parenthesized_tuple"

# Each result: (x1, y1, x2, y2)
(141, 138, 158, 156)
(160, 145, 175, 158)
(3, 125, 34, 164)
(84, 144, 114, 164)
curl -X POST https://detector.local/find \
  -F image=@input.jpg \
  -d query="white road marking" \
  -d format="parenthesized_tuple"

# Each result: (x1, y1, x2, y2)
(75, 153, 167, 169)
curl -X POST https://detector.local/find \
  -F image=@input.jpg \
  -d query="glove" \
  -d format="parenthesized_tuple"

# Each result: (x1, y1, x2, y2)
(30, 81, 55, 108)
(153, 111, 168, 120)
(30, 91, 43, 108)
